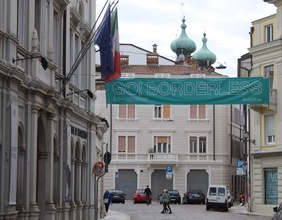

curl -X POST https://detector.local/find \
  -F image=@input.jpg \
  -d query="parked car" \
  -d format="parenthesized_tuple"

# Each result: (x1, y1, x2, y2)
(182, 189, 205, 204)
(109, 189, 126, 204)
(272, 201, 282, 220)
(206, 185, 229, 212)
(133, 189, 152, 204)
(157, 190, 181, 204)
(227, 189, 233, 208)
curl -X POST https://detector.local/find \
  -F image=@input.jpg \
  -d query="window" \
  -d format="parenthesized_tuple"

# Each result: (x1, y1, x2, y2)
(154, 136, 171, 153)
(264, 65, 274, 89)
(118, 136, 135, 153)
(265, 169, 278, 204)
(189, 136, 197, 153)
(265, 24, 273, 43)
(218, 187, 226, 196)
(35, 0, 49, 54)
(189, 136, 207, 153)
(17, 0, 26, 47)
(119, 105, 135, 119)
(199, 137, 206, 153)
(189, 105, 206, 119)
(53, 9, 62, 69)
(265, 114, 275, 144)
(154, 105, 170, 119)
(73, 34, 80, 87)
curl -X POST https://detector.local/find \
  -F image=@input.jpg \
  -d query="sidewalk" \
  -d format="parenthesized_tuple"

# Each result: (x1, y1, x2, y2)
(100, 210, 132, 220)
(229, 202, 272, 218)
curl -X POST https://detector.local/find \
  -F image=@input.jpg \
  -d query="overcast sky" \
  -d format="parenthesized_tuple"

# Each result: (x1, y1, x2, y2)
(96, 0, 276, 77)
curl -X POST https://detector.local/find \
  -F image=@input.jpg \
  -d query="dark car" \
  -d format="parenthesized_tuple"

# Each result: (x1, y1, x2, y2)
(133, 189, 152, 204)
(182, 189, 205, 204)
(158, 190, 181, 204)
(110, 189, 126, 204)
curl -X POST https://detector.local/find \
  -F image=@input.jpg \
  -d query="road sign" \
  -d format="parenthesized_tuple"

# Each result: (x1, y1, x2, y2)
(236, 160, 246, 175)
(166, 166, 172, 179)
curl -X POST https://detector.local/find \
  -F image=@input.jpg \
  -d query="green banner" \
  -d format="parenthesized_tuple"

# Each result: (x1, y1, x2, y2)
(106, 77, 269, 105)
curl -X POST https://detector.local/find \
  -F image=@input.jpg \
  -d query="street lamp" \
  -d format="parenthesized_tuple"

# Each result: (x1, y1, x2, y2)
(243, 131, 255, 145)
(67, 89, 94, 99)
(13, 56, 48, 70)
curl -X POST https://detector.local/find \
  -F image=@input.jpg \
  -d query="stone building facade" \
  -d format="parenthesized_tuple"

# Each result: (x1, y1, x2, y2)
(0, 0, 105, 220)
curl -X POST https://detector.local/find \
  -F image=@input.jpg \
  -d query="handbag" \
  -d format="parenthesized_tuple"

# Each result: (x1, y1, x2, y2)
(104, 198, 108, 203)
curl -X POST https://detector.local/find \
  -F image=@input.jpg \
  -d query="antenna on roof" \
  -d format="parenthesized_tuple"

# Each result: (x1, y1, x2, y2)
(181, 3, 185, 19)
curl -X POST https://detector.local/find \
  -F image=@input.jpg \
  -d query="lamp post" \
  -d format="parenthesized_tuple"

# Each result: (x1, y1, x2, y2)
(243, 131, 255, 211)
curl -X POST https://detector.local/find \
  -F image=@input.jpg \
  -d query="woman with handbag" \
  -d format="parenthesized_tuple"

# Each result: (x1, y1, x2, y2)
(103, 190, 112, 212)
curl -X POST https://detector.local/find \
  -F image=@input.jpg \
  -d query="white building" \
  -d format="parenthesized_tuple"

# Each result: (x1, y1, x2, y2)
(0, 0, 106, 220)
(96, 20, 243, 200)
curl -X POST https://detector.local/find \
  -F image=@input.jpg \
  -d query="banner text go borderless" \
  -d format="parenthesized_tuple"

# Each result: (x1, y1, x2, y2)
(106, 77, 269, 105)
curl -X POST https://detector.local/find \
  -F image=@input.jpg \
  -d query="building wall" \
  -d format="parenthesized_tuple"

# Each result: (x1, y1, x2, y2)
(248, 0, 282, 215)
(0, 1, 106, 220)
(96, 74, 236, 201)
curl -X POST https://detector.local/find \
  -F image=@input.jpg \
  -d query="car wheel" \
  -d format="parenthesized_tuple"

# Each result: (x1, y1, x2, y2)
(206, 205, 210, 211)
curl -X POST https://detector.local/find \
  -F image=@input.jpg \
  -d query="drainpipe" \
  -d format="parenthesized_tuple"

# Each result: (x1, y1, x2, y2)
(213, 105, 216, 160)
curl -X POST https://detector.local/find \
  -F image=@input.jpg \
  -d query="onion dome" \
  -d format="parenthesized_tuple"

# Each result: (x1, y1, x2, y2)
(193, 32, 216, 67)
(170, 18, 196, 58)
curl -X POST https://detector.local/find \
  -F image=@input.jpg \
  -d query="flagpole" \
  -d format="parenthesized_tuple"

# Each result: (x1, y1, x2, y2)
(59, 0, 111, 95)
(110, 103, 112, 154)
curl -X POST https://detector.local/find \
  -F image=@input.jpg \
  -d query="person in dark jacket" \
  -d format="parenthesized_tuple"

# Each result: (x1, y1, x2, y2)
(103, 190, 112, 212)
(144, 185, 152, 205)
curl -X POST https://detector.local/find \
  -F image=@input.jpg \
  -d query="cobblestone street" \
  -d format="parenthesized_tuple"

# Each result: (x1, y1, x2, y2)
(104, 201, 272, 220)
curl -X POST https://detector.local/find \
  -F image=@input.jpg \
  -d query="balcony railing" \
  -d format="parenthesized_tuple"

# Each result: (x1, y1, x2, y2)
(148, 153, 178, 161)
(111, 153, 221, 163)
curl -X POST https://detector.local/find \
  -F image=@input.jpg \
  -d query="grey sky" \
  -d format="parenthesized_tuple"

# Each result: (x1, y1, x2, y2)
(96, 0, 276, 77)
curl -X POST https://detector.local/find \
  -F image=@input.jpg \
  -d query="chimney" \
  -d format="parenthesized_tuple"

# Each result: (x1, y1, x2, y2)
(120, 55, 129, 66)
(146, 44, 159, 66)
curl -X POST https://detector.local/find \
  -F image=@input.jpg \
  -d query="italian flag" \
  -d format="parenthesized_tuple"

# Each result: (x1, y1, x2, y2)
(105, 8, 121, 82)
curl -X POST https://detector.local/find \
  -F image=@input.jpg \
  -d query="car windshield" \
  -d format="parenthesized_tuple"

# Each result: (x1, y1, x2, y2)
(136, 189, 144, 194)
(169, 190, 179, 195)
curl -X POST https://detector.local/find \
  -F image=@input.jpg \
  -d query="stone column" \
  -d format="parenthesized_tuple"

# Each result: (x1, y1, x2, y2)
(45, 112, 56, 220)
(29, 105, 40, 220)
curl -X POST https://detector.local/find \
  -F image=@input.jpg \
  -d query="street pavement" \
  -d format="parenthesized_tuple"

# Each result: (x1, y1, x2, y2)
(100, 202, 273, 220)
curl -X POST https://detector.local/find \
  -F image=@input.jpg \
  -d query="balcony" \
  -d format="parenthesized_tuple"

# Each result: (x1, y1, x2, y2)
(111, 153, 223, 164)
(250, 89, 277, 112)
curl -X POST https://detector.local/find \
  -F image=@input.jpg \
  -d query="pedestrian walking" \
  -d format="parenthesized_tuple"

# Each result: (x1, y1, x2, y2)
(103, 190, 112, 212)
(144, 185, 152, 205)
(161, 189, 172, 214)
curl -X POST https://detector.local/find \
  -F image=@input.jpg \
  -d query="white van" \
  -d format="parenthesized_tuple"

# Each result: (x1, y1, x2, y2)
(206, 185, 229, 212)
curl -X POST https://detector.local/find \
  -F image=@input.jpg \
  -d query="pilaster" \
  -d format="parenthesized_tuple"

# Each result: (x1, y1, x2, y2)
(29, 105, 40, 217)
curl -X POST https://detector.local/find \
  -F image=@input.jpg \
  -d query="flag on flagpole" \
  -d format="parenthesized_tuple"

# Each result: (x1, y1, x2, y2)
(94, 4, 114, 79)
(105, 7, 121, 82)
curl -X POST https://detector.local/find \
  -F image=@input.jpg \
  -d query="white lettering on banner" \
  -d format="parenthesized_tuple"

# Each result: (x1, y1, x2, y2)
(112, 80, 263, 97)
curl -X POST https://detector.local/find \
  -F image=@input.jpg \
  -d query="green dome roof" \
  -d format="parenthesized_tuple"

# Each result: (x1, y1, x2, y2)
(170, 18, 196, 57)
(193, 32, 216, 67)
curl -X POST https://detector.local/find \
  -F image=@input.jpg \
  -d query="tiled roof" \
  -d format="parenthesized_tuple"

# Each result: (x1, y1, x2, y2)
(121, 65, 211, 75)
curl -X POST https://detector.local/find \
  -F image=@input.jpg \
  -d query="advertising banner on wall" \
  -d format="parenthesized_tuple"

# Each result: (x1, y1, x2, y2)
(106, 77, 269, 105)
